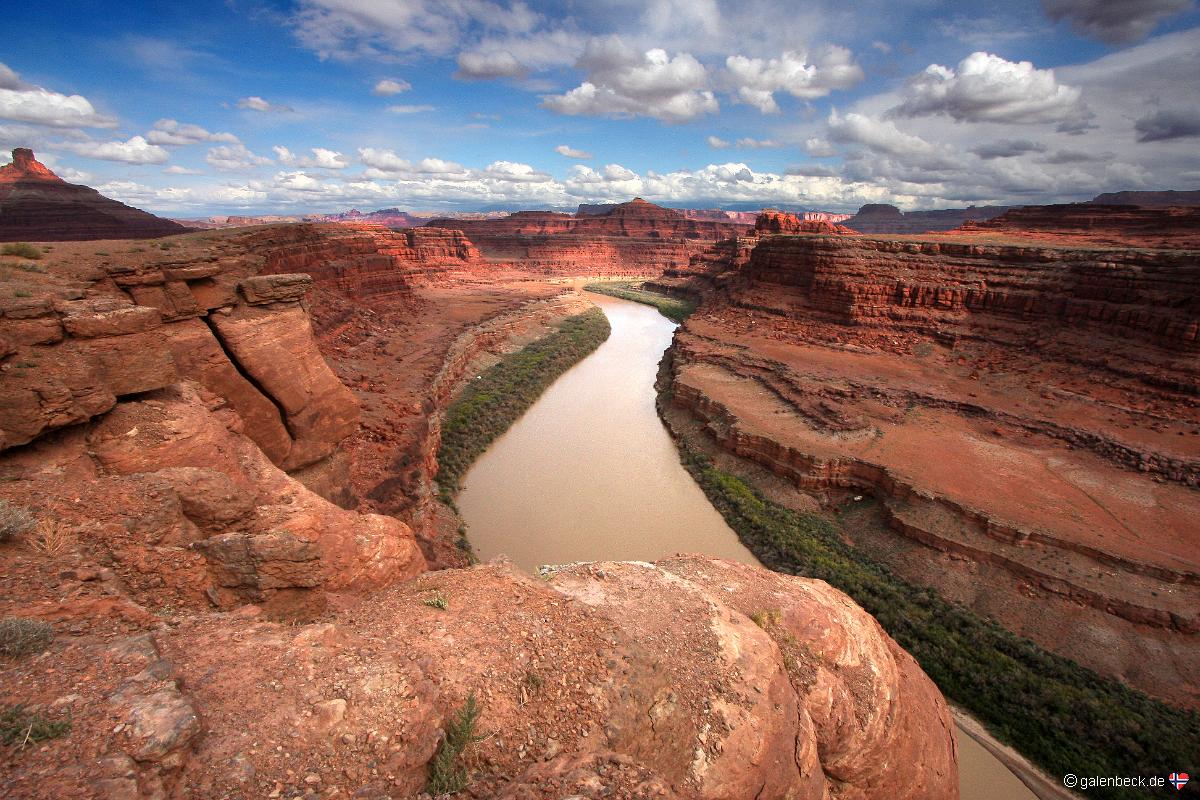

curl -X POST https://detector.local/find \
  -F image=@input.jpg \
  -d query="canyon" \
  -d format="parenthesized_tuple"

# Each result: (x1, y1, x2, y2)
(0, 162, 961, 798)
(2, 153, 1197, 797)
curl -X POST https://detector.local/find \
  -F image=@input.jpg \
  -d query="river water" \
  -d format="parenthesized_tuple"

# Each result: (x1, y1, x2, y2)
(458, 291, 1039, 800)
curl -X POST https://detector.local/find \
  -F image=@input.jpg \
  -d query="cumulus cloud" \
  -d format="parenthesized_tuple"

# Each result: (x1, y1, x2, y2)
(62, 135, 169, 164)
(892, 52, 1087, 126)
(206, 143, 272, 171)
(707, 136, 730, 148)
(456, 50, 528, 80)
(163, 165, 204, 175)
(827, 110, 938, 158)
(555, 144, 592, 159)
(273, 146, 349, 169)
(236, 96, 293, 113)
(541, 37, 717, 122)
(0, 62, 117, 129)
(372, 78, 411, 95)
(386, 104, 435, 114)
(147, 119, 239, 146)
(358, 147, 412, 173)
(724, 47, 864, 113)
(971, 139, 1049, 159)
(1041, 0, 1193, 43)
(1134, 109, 1200, 142)
(484, 160, 551, 182)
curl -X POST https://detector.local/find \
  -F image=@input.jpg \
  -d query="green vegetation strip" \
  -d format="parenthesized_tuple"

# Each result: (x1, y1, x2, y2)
(437, 307, 610, 501)
(584, 281, 696, 323)
(671, 443, 1199, 799)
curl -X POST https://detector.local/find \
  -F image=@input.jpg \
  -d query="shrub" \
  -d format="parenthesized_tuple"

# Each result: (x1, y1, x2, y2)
(0, 500, 35, 543)
(423, 594, 448, 610)
(584, 281, 695, 323)
(426, 692, 483, 795)
(15, 262, 45, 273)
(0, 705, 70, 747)
(0, 618, 53, 658)
(1, 243, 42, 260)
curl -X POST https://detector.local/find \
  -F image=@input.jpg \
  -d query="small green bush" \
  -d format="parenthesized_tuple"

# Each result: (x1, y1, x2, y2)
(1, 243, 42, 260)
(0, 705, 70, 747)
(15, 262, 45, 273)
(426, 692, 483, 795)
(423, 594, 449, 610)
(0, 500, 35, 542)
(0, 618, 54, 658)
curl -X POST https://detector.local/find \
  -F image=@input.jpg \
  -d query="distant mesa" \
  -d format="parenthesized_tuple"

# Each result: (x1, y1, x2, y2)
(0, 147, 189, 242)
(1090, 189, 1200, 207)
(843, 202, 1009, 234)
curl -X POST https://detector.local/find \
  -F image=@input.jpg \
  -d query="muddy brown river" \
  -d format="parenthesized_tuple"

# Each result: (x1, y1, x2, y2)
(458, 291, 1041, 800)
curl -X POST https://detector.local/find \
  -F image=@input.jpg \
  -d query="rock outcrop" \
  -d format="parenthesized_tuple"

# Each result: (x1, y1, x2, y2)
(0, 556, 957, 800)
(0, 149, 189, 241)
(426, 198, 748, 275)
(660, 219, 1200, 707)
(754, 209, 855, 236)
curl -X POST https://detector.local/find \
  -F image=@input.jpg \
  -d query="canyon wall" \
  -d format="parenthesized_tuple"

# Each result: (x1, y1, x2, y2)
(843, 203, 1008, 234)
(661, 220, 1200, 707)
(960, 202, 1200, 248)
(426, 198, 748, 275)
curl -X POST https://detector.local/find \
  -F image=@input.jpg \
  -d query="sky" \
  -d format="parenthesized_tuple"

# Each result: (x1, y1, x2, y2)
(2, 0, 1199, 215)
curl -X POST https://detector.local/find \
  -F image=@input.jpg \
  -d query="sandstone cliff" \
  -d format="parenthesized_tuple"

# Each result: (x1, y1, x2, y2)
(958, 202, 1200, 248)
(659, 212, 1200, 707)
(0, 149, 189, 242)
(426, 198, 748, 275)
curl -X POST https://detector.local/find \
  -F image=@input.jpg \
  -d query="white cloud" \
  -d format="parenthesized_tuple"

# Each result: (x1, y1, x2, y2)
(62, 135, 169, 164)
(387, 104, 435, 114)
(0, 62, 116, 129)
(206, 143, 272, 171)
(272, 146, 349, 169)
(146, 118, 239, 146)
(236, 96, 293, 113)
(163, 165, 204, 175)
(736, 137, 782, 148)
(805, 137, 837, 157)
(358, 147, 412, 173)
(828, 109, 938, 157)
(372, 78, 411, 95)
(725, 47, 864, 113)
(555, 144, 592, 159)
(707, 135, 730, 148)
(1042, 0, 1193, 43)
(484, 160, 551, 182)
(891, 52, 1087, 126)
(456, 50, 528, 80)
(542, 37, 718, 122)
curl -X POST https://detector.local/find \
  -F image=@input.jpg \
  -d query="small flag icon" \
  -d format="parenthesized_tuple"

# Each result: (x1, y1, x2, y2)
(1169, 772, 1189, 790)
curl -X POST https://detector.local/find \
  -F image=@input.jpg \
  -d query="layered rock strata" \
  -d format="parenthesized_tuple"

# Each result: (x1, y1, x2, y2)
(426, 198, 747, 275)
(959, 202, 1200, 248)
(661, 222, 1200, 707)
(0, 149, 189, 241)
(843, 203, 1008, 234)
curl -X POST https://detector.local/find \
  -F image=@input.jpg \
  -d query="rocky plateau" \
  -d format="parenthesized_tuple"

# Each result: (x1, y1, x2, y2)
(0, 164, 961, 798)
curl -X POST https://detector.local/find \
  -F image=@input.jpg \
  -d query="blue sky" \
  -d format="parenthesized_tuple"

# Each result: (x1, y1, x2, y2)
(2, 0, 1198, 214)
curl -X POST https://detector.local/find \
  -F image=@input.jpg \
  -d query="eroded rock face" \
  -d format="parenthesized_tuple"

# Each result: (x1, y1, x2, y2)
(959, 202, 1200, 248)
(426, 198, 748, 275)
(660, 224, 1200, 707)
(0, 558, 958, 799)
(0, 149, 190, 241)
